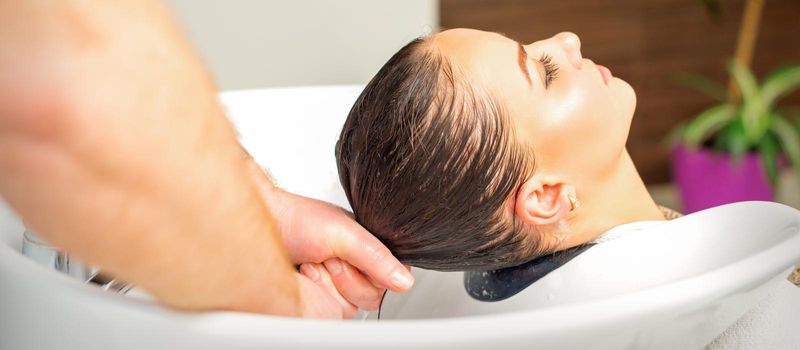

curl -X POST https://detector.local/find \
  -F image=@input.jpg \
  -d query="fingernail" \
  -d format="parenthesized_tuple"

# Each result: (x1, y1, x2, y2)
(324, 259, 343, 276)
(391, 269, 414, 289)
(300, 264, 320, 281)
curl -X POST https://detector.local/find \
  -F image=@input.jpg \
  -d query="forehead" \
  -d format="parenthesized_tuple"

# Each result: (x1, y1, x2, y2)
(431, 28, 510, 52)
(431, 29, 514, 68)
(429, 28, 524, 90)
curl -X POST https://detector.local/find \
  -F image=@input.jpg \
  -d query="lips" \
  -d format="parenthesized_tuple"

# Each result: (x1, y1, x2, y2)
(596, 64, 612, 85)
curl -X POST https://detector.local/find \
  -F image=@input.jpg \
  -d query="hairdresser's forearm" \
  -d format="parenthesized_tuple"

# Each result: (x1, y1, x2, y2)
(2, 125, 300, 316)
(0, 0, 299, 315)
(0, 125, 299, 315)
(0, 74, 301, 317)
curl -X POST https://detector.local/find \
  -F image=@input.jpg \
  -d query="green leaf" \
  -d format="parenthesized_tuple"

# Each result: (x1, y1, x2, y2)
(728, 60, 760, 103)
(757, 132, 780, 188)
(771, 113, 800, 180)
(673, 72, 727, 101)
(683, 104, 738, 147)
(744, 99, 771, 143)
(722, 118, 749, 161)
(762, 65, 800, 108)
(729, 61, 770, 143)
(666, 122, 687, 149)
(713, 129, 728, 151)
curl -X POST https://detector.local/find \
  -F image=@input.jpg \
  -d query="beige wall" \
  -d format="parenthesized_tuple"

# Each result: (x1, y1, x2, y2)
(164, 0, 438, 90)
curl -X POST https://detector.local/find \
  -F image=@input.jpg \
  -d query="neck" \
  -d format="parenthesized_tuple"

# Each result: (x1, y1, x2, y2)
(558, 150, 665, 249)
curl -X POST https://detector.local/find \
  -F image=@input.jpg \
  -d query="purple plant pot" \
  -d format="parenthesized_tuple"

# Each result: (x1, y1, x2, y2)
(671, 144, 774, 213)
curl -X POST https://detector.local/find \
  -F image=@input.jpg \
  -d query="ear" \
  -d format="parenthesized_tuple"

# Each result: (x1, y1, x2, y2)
(514, 176, 575, 226)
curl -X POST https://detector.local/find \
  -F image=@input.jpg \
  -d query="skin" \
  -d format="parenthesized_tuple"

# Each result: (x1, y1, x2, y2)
(0, 0, 412, 318)
(430, 29, 665, 250)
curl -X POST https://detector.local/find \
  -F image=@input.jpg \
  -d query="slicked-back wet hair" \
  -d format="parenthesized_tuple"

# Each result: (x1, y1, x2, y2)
(336, 37, 548, 271)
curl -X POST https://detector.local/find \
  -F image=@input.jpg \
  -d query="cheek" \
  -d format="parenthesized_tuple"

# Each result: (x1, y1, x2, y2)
(534, 82, 630, 171)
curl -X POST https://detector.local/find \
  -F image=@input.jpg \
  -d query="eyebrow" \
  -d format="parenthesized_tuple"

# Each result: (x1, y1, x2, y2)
(517, 43, 532, 86)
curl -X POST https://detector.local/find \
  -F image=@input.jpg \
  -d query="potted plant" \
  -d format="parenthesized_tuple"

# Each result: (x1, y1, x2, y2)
(672, 63, 800, 213)
(670, 0, 800, 213)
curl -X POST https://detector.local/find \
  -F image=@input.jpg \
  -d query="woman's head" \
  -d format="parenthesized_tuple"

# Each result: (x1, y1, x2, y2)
(335, 28, 636, 271)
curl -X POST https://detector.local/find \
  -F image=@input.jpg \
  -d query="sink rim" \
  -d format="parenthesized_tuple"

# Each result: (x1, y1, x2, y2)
(1, 201, 797, 346)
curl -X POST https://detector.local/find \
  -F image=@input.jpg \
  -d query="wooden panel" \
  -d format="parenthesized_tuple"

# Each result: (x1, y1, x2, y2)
(441, 0, 800, 184)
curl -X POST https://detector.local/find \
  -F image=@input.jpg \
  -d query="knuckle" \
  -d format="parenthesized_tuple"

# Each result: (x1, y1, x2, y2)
(369, 246, 390, 264)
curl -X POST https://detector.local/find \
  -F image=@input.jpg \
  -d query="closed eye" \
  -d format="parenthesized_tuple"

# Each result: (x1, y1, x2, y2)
(537, 53, 559, 88)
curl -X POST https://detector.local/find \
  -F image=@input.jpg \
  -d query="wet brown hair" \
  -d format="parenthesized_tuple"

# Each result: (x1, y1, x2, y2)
(336, 37, 549, 271)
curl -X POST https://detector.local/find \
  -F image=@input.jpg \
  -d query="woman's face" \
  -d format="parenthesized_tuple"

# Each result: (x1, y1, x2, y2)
(431, 28, 636, 181)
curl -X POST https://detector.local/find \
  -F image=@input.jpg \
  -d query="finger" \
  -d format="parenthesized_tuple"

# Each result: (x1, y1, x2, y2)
(364, 264, 413, 291)
(300, 263, 358, 319)
(331, 222, 415, 292)
(323, 258, 385, 311)
(365, 274, 384, 289)
(295, 272, 342, 319)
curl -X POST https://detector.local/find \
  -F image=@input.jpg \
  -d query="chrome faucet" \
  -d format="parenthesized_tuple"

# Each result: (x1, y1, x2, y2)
(22, 229, 131, 294)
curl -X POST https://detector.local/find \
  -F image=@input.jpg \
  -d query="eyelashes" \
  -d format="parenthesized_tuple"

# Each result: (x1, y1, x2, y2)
(538, 53, 559, 88)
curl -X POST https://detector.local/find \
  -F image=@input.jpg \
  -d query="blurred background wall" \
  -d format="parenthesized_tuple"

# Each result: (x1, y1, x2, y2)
(164, 0, 438, 90)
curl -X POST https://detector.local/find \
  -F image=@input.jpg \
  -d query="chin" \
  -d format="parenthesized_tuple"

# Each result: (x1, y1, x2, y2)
(611, 78, 636, 118)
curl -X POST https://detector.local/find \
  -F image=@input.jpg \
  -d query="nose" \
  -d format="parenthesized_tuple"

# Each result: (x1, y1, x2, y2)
(554, 32, 582, 69)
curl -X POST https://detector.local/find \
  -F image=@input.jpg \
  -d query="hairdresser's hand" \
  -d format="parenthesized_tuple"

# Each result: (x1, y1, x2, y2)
(247, 161, 414, 313)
